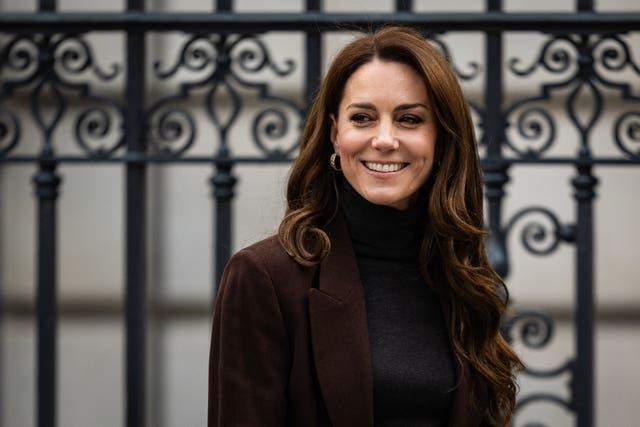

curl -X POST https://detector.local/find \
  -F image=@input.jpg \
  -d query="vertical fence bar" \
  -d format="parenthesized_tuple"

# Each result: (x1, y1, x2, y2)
(217, 0, 232, 12)
(211, 1, 236, 298)
(577, 0, 594, 12)
(36, 0, 59, 424)
(0, 181, 2, 427)
(39, 0, 55, 12)
(0, 169, 3, 427)
(574, 2, 595, 424)
(395, 0, 412, 11)
(211, 154, 236, 296)
(483, 0, 509, 279)
(125, 0, 147, 425)
(34, 159, 61, 427)
(573, 162, 597, 427)
(305, 0, 322, 105)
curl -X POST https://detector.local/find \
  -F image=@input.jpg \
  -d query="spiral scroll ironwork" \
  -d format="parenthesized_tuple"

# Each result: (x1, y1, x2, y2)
(427, 35, 481, 82)
(74, 102, 126, 157)
(507, 106, 556, 158)
(593, 35, 640, 76)
(154, 35, 218, 79)
(509, 36, 576, 77)
(504, 308, 574, 423)
(500, 206, 575, 423)
(55, 35, 120, 80)
(0, 108, 20, 157)
(505, 34, 640, 159)
(0, 33, 123, 156)
(0, 35, 41, 92)
(614, 111, 640, 159)
(252, 108, 293, 158)
(148, 107, 196, 156)
(504, 36, 573, 158)
(503, 309, 554, 349)
(504, 206, 575, 256)
(147, 33, 302, 158)
(232, 36, 295, 77)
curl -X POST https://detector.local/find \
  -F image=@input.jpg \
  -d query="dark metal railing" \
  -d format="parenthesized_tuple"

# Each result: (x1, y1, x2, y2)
(3, 11, 640, 32)
(124, 1, 147, 425)
(1, 0, 639, 426)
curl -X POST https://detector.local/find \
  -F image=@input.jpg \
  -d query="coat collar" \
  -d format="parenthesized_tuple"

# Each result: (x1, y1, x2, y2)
(307, 214, 484, 427)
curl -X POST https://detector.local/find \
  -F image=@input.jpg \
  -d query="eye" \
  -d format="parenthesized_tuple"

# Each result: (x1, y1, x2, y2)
(350, 113, 373, 124)
(399, 115, 424, 126)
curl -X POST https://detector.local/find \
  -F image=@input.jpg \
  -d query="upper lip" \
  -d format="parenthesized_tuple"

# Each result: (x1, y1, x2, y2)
(361, 160, 407, 164)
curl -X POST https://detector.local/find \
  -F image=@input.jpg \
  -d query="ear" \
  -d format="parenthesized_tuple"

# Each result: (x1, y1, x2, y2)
(329, 114, 339, 152)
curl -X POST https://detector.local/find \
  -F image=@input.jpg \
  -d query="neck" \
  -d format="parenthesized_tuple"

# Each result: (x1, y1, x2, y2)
(338, 177, 427, 261)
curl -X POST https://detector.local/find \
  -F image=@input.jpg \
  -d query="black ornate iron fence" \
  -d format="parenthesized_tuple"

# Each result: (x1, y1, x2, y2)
(1, 0, 639, 426)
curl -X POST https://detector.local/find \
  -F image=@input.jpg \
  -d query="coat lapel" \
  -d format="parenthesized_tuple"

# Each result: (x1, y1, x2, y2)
(308, 214, 374, 427)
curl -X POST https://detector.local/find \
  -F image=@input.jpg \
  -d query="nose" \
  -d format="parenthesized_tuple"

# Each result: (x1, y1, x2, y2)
(371, 119, 399, 151)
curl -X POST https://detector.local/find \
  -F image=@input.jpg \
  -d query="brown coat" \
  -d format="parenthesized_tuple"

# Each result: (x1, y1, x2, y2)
(208, 215, 486, 426)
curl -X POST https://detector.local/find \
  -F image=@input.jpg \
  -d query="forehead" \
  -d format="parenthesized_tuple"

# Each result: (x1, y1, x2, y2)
(340, 59, 429, 107)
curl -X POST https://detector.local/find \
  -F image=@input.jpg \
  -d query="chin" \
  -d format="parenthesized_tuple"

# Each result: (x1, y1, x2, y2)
(363, 192, 409, 210)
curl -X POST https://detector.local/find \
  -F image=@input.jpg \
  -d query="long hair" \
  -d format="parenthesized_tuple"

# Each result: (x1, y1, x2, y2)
(278, 26, 522, 425)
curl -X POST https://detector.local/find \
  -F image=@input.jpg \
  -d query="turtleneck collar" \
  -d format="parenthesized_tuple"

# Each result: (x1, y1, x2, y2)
(338, 176, 428, 261)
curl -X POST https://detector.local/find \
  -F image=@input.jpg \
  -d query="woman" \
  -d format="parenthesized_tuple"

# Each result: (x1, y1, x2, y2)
(209, 26, 522, 426)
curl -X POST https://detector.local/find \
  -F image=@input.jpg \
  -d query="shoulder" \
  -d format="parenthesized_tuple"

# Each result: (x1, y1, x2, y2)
(230, 235, 296, 274)
(235, 235, 288, 261)
(220, 235, 313, 295)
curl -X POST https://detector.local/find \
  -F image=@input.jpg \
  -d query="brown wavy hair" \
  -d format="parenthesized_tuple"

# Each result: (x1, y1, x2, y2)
(278, 26, 522, 425)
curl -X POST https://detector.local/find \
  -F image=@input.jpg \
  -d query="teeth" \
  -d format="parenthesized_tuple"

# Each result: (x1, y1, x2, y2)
(364, 162, 405, 172)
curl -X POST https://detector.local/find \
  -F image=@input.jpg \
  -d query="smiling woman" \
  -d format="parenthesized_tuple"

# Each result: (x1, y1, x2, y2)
(209, 26, 522, 427)
(330, 59, 437, 210)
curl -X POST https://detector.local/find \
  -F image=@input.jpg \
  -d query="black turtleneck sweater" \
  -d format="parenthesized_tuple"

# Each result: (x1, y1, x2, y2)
(339, 178, 456, 427)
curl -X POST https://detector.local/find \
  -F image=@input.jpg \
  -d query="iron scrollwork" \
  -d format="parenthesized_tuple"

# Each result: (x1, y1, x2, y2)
(614, 111, 640, 159)
(505, 36, 573, 158)
(500, 207, 576, 424)
(427, 35, 481, 82)
(0, 33, 123, 157)
(594, 35, 640, 155)
(0, 108, 19, 156)
(505, 34, 640, 159)
(503, 309, 554, 349)
(504, 309, 574, 424)
(148, 33, 302, 159)
(504, 206, 575, 256)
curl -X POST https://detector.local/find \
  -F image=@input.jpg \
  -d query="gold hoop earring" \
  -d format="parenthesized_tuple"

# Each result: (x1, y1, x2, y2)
(330, 153, 342, 171)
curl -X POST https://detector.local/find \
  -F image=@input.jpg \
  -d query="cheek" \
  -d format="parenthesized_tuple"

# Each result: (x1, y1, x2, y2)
(408, 137, 436, 161)
(335, 130, 362, 156)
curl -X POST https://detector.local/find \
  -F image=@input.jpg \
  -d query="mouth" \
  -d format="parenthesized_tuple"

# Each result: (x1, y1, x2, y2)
(363, 161, 408, 173)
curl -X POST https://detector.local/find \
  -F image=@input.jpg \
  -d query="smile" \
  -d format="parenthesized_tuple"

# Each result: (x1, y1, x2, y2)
(363, 161, 408, 173)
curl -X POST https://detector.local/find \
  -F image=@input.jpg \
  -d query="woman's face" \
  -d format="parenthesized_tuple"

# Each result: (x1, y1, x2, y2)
(331, 58, 437, 211)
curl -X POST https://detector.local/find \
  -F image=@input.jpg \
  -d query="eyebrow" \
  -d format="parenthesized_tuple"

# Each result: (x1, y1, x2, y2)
(346, 102, 430, 112)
